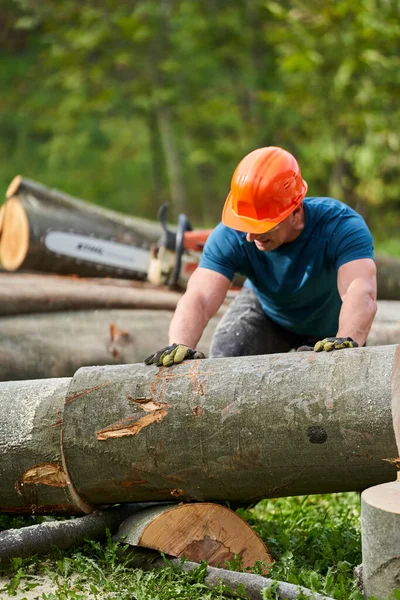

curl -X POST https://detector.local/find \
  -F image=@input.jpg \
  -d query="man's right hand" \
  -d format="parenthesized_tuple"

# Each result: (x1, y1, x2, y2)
(144, 344, 206, 367)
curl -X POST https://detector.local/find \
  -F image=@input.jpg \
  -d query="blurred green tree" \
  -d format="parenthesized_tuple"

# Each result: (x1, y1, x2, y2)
(0, 0, 398, 236)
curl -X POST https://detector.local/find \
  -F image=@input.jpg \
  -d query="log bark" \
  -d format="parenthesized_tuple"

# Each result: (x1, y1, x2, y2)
(0, 299, 397, 381)
(126, 549, 336, 600)
(0, 273, 184, 316)
(0, 193, 158, 278)
(6, 176, 164, 243)
(361, 475, 400, 600)
(61, 345, 400, 506)
(115, 502, 272, 570)
(0, 309, 219, 381)
(0, 377, 90, 514)
(0, 345, 399, 512)
(366, 300, 400, 347)
(0, 503, 154, 559)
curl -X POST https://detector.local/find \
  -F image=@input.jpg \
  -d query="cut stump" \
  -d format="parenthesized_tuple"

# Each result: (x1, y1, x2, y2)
(361, 474, 400, 599)
(116, 502, 272, 571)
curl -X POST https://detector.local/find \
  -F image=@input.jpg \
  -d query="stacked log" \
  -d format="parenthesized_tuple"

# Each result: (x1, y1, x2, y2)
(0, 309, 219, 381)
(0, 273, 184, 316)
(0, 345, 399, 514)
(0, 176, 163, 279)
(0, 296, 397, 381)
(1, 176, 400, 300)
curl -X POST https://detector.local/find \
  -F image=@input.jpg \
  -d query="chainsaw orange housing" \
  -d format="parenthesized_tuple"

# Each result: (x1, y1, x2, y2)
(222, 146, 308, 234)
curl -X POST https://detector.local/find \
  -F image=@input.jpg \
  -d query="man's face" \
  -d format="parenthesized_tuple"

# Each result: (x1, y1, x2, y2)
(245, 217, 290, 251)
(245, 206, 303, 252)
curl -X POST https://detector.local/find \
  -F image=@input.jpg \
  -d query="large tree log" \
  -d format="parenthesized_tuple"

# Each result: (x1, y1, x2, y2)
(366, 300, 400, 346)
(0, 194, 157, 278)
(6, 176, 164, 243)
(115, 502, 272, 570)
(361, 475, 400, 600)
(0, 377, 90, 514)
(0, 345, 399, 513)
(0, 303, 397, 382)
(0, 309, 219, 381)
(61, 345, 400, 506)
(0, 273, 184, 316)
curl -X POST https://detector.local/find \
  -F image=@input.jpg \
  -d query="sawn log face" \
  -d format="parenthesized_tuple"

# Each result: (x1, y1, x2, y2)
(62, 345, 400, 505)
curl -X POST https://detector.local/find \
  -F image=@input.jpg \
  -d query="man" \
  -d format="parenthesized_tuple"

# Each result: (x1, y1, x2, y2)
(145, 146, 377, 367)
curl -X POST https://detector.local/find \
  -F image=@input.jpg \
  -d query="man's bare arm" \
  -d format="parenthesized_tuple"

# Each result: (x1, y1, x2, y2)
(168, 267, 231, 348)
(336, 258, 377, 346)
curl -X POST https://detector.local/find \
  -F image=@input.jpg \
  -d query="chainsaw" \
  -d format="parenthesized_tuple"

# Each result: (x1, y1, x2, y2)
(43, 203, 212, 288)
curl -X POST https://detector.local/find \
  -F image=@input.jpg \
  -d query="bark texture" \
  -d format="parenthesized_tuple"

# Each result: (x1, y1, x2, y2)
(6, 176, 164, 243)
(115, 502, 272, 569)
(0, 193, 157, 278)
(0, 504, 153, 559)
(0, 377, 89, 514)
(0, 309, 218, 381)
(0, 273, 183, 316)
(61, 345, 400, 506)
(126, 549, 336, 600)
(361, 477, 400, 600)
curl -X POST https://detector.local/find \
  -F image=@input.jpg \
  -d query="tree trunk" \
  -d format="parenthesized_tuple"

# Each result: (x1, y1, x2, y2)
(0, 193, 157, 278)
(0, 309, 219, 381)
(0, 503, 154, 558)
(0, 377, 90, 514)
(0, 300, 397, 381)
(1, 345, 399, 513)
(61, 345, 400, 506)
(0, 273, 184, 316)
(6, 175, 164, 243)
(361, 475, 400, 600)
(115, 502, 272, 570)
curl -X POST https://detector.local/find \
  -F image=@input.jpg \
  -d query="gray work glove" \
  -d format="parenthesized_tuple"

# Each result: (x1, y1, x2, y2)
(144, 343, 206, 367)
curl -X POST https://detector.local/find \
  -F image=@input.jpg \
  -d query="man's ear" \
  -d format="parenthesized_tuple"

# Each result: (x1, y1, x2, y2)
(292, 203, 304, 223)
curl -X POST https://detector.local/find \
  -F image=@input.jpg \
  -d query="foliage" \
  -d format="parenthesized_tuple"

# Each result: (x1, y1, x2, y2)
(0, 493, 368, 600)
(240, 492, 363, 599)
(0, 0, 399, 236)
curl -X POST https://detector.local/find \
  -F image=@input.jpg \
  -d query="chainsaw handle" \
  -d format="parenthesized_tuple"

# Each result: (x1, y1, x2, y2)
(170, 212, 192, 287)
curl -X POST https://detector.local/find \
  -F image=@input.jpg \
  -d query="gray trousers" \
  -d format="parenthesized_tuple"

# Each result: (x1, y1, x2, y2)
(210, 288, 322, 358)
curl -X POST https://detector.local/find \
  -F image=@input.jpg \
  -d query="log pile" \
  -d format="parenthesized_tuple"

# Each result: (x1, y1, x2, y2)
(0, 308, 219, 381)
(0, 291, 398, 382)
(1, 175, 400, 298)
(0, 176, 162, 279)
(0, 175, 399, 383)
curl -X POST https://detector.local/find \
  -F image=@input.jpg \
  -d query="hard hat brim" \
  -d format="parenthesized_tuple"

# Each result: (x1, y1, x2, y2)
(221, 181, 308, 234)
(222, 192, 287, 234)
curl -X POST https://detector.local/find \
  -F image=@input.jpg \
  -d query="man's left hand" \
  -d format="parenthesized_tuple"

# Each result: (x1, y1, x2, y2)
(314, 337, 359, 352)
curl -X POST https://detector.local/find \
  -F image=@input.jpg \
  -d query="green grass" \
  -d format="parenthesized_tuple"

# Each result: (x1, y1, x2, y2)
(0, 492, 366, 600)
(238, 493, 363, 599)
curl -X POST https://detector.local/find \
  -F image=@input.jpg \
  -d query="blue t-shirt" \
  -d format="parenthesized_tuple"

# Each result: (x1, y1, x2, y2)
(199, 197, 374, 337)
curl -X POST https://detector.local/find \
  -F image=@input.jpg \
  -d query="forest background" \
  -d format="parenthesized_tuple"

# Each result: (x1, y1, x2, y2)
(1, 0, 399, 251)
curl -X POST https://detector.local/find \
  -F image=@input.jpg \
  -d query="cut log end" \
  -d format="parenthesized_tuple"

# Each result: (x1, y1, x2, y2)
(6, 175, 22, 199)
(116, 502, 273, 572)
(361, 478, 400, 599)
(0, 197, 29, 270)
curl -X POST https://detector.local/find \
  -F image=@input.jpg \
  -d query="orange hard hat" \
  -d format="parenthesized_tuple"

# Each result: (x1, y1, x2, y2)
(222, 146, 308, 234)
